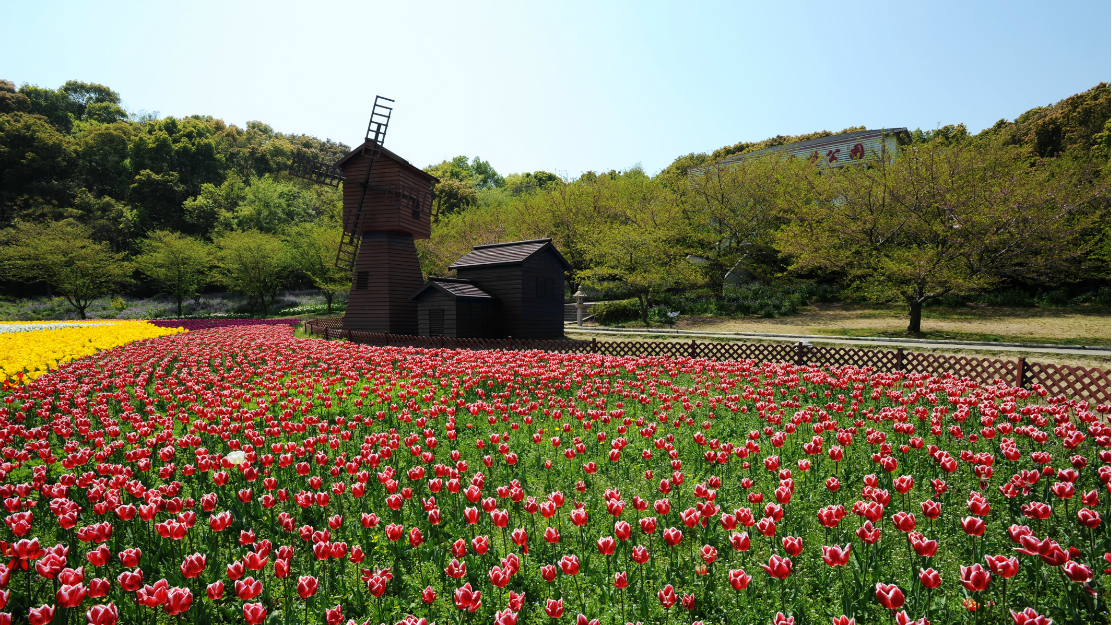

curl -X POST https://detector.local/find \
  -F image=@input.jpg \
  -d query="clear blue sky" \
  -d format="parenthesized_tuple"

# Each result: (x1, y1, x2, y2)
(2, 1, 1108, 178)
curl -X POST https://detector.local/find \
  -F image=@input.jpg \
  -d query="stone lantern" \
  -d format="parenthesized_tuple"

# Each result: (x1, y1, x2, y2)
(574, 289, 587, 326)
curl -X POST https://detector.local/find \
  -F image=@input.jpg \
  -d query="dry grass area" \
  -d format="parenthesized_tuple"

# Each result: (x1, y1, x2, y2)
(668, 302, 1110, 345)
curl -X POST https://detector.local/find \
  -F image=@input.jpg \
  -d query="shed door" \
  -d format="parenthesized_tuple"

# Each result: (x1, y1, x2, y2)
(429, 309, 445, 337)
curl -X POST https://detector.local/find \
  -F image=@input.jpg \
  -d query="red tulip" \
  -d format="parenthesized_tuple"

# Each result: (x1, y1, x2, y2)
(180, 553, 206, 579)
(117, 568, 143, 592)
(918, 567, 941, 589)
(856, 521, 881, 545)
(422, 586, 437, 603)
(909, 533, 937, 558)
(163, 587, 192, 616)
(614, 571, 629, 588)
(56, 583, 86, 608)
(959, 564, 991, 592)
(984, 555, 1018, 578)
(631, 545, 650, 564)
(472, 536, 490, 555)
(760, 555, 792, 579)
(544, 598, 563, 618)
(596, 536, 615, 555)
(892, 512, 916, 533)
(1061, 561, 1093, 583)
(86, 603, 118, 625)
(728, 569, 752, 590)
(1077, 508, 1101, 529)
(325, 605, 344, 625)
(559, 554, 580, 576)
(822, 544, 851, 567)
(540, 565, 557, 582)
(206, 580, 224, 600)
(832, 617, 855, 625)
(243, 602, 266, 625)
(875, 583, 905, 610)
(781, 536, 802, 557)
(1010, 608, 1052, 625)
(960, 517, 985, 537)
(700, 544, 718, 564)
(296, 576, 318, 599)
(88, 578, 110, 599)
(657, 584, 677, 609)
(29, 605, 55, 625)
(453, 583, 482, 612)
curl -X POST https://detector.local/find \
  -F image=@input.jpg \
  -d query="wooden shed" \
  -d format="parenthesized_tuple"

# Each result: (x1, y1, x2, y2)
(449, 238, 571, 339)
(334, 142, 439, 335)
(409, 277, 495, 338)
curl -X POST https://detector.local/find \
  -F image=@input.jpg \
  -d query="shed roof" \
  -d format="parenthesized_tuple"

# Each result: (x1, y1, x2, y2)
(335, 140, 440, 183)
(409, 277, 493, 302)
(449, 238, 572, 271)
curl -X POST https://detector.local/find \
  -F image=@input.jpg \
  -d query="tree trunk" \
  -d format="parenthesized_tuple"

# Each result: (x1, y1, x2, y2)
(907, 300, 923, 333)
(638, 292, 649, 326)
(176, 296, 184, 317)
(324, 292, 334, 314)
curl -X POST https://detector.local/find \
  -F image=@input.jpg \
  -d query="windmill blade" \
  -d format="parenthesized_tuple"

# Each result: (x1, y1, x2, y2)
(366, 95, 393, 147)
(333, 95, 396, 271)
(289, 154, 345, 188)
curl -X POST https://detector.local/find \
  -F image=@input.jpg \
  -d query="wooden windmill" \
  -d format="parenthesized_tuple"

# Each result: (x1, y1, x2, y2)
(289, 96, 438, 334)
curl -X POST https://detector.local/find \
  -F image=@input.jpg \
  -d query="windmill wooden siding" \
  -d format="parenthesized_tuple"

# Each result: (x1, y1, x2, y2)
(344, 231, 423, 335)
(335, 141, 438, 334)
(338, 150, 433, 239)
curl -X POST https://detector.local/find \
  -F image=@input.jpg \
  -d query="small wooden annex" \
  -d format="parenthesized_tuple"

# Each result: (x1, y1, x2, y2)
(430, 238, 571, 340)
(409, 278, 495, 338)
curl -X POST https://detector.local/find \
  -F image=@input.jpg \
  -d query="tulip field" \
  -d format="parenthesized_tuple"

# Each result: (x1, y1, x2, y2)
(0, 324, 1107, 625)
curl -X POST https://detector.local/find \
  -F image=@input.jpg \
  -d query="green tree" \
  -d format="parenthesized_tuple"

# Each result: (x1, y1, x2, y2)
(285, 223, 352, 313)
(0, 112, 74, 221)
(778, 139, 1108, 333)
(73, 190, 137, 252)
(581, 171, 698, 325)
(130, 170, 186, 232)
(75, 122, 135, 199)
(136, 231, 213, 316)
(213, 230, 290, 315)
(430, 178, 477, 221)
(129, 116, 224, 197)
(182, 174, 248, 237)
(218, 175, 315, 234)
(684, 154, 800, 295)
(0, 220, 132, 318)
(60, 80, 126, 124)
(0, 80, 30, 114)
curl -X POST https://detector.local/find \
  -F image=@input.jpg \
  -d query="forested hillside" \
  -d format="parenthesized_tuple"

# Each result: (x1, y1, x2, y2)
(1, 78, 1108, 328)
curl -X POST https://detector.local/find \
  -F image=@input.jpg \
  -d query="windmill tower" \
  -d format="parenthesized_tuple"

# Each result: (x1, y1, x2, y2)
(290, 96, 438, 334)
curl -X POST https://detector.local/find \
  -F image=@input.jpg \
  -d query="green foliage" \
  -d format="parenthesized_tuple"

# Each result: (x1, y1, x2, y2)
(217, 175, 316, 234)
(182, 174, 249, 237)
(213, 230, 290, 315)
(0, 80, 30, 114)
(74, 121, 135, 199)
(136, 231, 213, 316)
(284, 222, 352, 313)
(424, 155, 504, 189)
(0, 112, 74, 220)
(0, 219, 132, 318)
(128, 116, 225, 197)
(580, 170, 700, 324)
(778, 139, 1109, 331)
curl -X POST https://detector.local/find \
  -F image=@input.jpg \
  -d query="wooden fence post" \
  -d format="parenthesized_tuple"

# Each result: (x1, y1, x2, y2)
(1016, 357, 1026, 389)
(591, 338, 597, 354)
(896, 348, 904, 372)
(324, 328, 330, 341)
(794, 342, 802, 366)
(690, 340, 697, 359)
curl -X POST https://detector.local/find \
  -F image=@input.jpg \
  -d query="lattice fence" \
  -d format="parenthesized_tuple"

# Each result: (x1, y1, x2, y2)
(1026, 361, 1111, 405)
(299, 322, 1109, 404)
